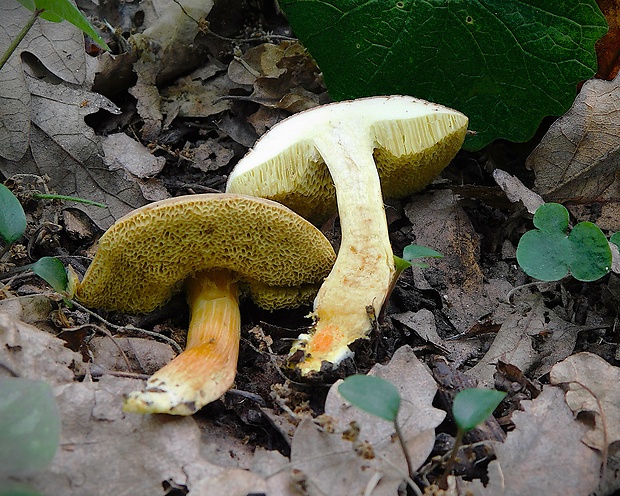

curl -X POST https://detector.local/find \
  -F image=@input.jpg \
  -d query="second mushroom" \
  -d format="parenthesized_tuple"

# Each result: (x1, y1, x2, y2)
(75, 194, 335, 415)
(227, 95, 468, 374)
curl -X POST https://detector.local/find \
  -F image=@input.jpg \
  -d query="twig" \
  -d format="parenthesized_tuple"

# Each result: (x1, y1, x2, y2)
(69, 300, 183, 354)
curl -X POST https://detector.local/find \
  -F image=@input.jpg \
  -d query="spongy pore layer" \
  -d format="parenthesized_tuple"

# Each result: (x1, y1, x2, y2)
(76, 194, 336, 313)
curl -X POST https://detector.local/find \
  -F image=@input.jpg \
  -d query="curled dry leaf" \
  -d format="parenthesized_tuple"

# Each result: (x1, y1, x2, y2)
(527, 72, 620, 202)
(550, 351, 620, 451)
(492, 169, 544, 214)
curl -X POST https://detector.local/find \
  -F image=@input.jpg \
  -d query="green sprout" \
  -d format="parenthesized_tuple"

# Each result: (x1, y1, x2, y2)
(338, 375, 415, 482)
(340, 376, 506, 490)
(0, 184, 68, 293)
(438, 388, 506, 487)
(516, 203, 611, 282)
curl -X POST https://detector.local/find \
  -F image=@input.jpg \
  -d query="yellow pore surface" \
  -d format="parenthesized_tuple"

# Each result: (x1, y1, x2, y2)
(227, 108, 468, 226)
(76, 194, 336, 313)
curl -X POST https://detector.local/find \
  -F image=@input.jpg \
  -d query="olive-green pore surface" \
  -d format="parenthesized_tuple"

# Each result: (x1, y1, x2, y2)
(76, 194, 336, 313)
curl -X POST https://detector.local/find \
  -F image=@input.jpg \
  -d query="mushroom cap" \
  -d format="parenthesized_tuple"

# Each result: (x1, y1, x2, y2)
(226, 95, 468, 224)
(76, 194, 336, 313)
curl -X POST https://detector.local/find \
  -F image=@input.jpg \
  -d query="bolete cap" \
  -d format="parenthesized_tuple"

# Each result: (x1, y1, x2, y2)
(226, 95, 468, 224)
(76, 194, 336, 313)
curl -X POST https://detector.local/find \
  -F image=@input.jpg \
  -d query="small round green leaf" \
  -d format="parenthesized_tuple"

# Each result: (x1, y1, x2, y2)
(517, 203, 611, 282)
(338, 375, 401, 422)
(32, 257, 68, 293)
(610, 232, 620, 249)
(452, 388, 506, 433)
(0, 184, 27, 245)
(0, 378, 61, 477)
(532, 202, 569, 232)
(516, 229, 571, 281)
(568, 222, 611, 282)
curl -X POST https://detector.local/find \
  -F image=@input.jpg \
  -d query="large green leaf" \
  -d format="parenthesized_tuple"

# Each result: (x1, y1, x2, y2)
(279, 0, 607, 149)
(16, 0, 109, 50)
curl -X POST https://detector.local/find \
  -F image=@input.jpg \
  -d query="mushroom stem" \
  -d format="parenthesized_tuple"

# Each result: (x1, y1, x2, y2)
(292, 126, 396, 374)
(123, 269, 240, 415)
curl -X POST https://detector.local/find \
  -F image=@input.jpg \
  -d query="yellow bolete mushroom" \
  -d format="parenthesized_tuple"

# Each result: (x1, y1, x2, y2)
(76, 194, 335, 415)
(226, 95, 468, 374)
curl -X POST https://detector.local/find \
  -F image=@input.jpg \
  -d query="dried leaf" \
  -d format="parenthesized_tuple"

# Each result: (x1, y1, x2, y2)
(0, 312, 83, 384)
(467, 294, 583, 387)
(550, 352, 620, 451)
(0, 1, 85, 161)
(1, 75, 148, 229)
(404, 191, 504, 333)
(492, 169, 544, 214)
(102, 133, 166, 179)
(289, 346, 444, 495)
(461, 387, 601, 495)
(89, 336, 175, 375)
(527, 73, 620, 202)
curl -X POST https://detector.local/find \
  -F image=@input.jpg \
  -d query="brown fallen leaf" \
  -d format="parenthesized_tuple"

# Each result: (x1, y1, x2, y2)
(550, 351, 620, 452)
(1, 74, 149, 229)
(467, 293, 583, 387)
(461, 386, 601, 495)
(1, 313, 249, 495)
(404, 190, 512, 334)
(289, 346, 444, 495)
(0, 2, 86, 161)
(527, 72, 620, 202)
(89, 336, 175, 375)
(0, 312, 83, 384)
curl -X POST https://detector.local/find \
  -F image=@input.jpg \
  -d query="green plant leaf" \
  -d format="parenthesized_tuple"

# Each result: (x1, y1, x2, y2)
(452, 388, 506, 433)
(0, 377, 61, 477)
(611, 232, 620, 248)
(402, 244, 443, 261)
(394, 255, 412, 272)
(0, 481, 42, 496)
(516, 203, 612, 282)
(569, 222, 612, 281)
(0, 184, 27, 245)
(16, 0, 109, 50)
(32, 257, 68, 293)
(338, 375, 401, 422)
(279, 0, 607, 150)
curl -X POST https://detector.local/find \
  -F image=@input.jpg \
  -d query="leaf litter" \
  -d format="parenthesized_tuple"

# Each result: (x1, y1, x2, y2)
(1, 0, 620, 494)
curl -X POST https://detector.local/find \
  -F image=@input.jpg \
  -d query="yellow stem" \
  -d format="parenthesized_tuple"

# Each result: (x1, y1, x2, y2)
(123, 269, 240, 415)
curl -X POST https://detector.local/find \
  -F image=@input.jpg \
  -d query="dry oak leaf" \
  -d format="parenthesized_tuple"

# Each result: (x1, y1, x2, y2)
(461, 386, 601, 496)
(467, 293, 583, 387)
(0, 1, 86, 161)
(550, 351, 620, 451)
(289, 346, 444, 496)
(527, 72, 620, 202)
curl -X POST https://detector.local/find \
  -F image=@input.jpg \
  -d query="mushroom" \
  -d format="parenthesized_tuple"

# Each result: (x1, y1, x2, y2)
(76, 194, 335, 415)
(226, 95, 468, 374)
